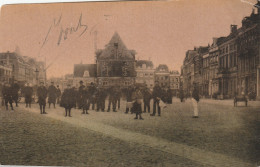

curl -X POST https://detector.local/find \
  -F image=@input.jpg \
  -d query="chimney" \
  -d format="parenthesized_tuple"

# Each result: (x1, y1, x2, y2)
(213, 37, 218, 45)
(230, 25, 237, 34)
(7, 54, 10, 66)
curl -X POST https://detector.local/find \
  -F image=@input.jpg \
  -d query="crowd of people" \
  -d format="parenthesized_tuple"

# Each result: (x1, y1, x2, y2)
(1, 80, 200, 119)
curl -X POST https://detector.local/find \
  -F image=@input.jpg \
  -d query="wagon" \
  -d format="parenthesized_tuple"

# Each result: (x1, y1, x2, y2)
(234, 95, 248, 107)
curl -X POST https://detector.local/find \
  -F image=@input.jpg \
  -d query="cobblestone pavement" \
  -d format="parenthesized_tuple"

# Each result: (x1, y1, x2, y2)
(0, 106, 208, 167)
(0, 98, 259, 167)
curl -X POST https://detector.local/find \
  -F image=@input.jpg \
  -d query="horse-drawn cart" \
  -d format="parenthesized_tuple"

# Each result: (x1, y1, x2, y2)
(234, 95, 248, 107)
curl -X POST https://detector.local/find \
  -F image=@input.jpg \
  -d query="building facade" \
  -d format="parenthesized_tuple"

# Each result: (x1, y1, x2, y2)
(0, 56, 12, 83)
(237, 8, 260, 99)
(154, 64, 170, 88)
(182, 46, 209, 96)
(0, 52, 46, 85)
(169, 70, 180, 96)
(96, 32, 136, 88)
(135, 60, 154, 90)
(182, 1, 260, 99)
(73, 64, 97, 87)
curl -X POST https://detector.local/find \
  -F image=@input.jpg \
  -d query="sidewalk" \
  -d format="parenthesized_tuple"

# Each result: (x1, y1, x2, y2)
(200, 98, 260, 107)
(172, 97, 260, 107)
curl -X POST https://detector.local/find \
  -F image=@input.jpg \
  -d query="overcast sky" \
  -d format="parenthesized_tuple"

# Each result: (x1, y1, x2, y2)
(0, 0, 257, 78)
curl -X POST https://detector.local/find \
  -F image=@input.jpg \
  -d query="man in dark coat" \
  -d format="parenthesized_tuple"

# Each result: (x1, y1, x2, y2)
(132, 86, 144, 120)
(96, 87, 107, 112)
(124, 85, 134, 114)
(151, 81, 162, 116)
(3, 83, 13, 110)
(88, 82, 97, 110)
(82, 86, 90, 114)
(60, 84, 75, 117)
(166, 87, 173, 104)
(47, 82, 57, 108)
(115, 87, 121, 110)
(56, 85, 61, 104)
(179, 86, 185, 102)
(23, 83, 33, 108)
(107, 86, 117, 112)
(142, 85, 152, 113)
(78, 81, 85, 109)
(72, 87, 78, 109)
(11, 80, 20, 107)
(37, 82, 48, 114)
(1, 82, 5, 106)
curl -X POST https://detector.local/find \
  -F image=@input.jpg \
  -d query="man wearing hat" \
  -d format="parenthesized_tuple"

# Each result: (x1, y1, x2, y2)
(107, 86, 117, 112)
(47, 81, 57, 108)
(142, 84, 152, 113)
(60, 83, 74, 117)
(56, 85, 61, 104)
(88, 82, 97, 110)
(151, 81, 162, 116)
(23, 82, 33, 108)
(3, 83, 14, 110)
(78, 80, 85, 109)
(37, 81, 48, 114)
(11, 80, 20, 107)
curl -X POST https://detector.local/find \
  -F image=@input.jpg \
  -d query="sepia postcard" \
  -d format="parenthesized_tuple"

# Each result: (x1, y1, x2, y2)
(0, 0, 259, 166)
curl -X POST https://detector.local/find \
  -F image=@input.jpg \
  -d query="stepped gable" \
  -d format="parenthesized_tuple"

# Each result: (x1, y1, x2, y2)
(97, 32, 135, 60)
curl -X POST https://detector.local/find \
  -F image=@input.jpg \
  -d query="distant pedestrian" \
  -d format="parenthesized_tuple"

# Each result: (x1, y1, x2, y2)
(96, 87, 107, 112)
(3, 83, 13, 110)
(60, 84, 74, 117)
(166, 87, 173, 104)
(82, 86, 90, 114)
(11, 80, 20, 107)
(107, 86, 117, 112)
(88, 82, 97, 110)
(142, 85, 152, 113)
(77, 81, 86, 109)
(23, 83, 33, 108)
(72, 87, 78, 109)
(192, 86, 200, 118)
(132, 87, 144, 120)
(1, 82, 5, 106)
(115, 87, 121, 110)
(47, 82, 57, 108)
(179, 87, 185, 102)
(151, 81, 162, 116)
(37, 82, 48, 114)
(124, 86, 134, 114)
(56, 85, 61, 104)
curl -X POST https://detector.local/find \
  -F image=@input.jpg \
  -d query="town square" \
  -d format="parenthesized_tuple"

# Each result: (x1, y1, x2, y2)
(0, 0, 260, 166)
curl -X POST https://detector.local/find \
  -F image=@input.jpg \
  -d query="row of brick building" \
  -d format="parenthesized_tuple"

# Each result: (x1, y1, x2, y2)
(181, 3, 260, 100)
(0, 52, 46, 86)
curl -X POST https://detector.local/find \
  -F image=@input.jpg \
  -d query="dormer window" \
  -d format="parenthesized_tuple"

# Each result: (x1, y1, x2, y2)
(114, 43, 118, 48)
(83, 70, 90, 77)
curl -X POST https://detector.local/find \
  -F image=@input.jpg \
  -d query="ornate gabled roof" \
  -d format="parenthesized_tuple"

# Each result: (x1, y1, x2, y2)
(156, 64, 169, 72)
(97, 32, 136, 60)
(136, 60, 153, 68)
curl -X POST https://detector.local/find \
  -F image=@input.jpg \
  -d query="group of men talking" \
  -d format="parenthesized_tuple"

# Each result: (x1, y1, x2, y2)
(2, 80, 172, 120)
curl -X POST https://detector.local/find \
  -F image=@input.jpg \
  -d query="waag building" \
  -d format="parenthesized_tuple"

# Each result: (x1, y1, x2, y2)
(95, 32, 137, 88)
